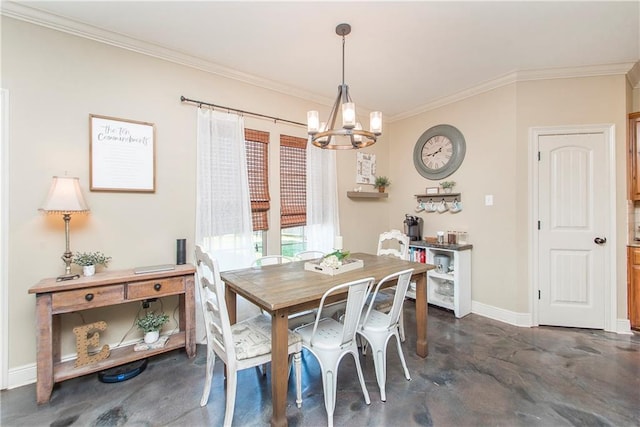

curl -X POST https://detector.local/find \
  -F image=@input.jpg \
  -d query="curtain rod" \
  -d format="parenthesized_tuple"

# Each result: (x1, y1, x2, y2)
(180, 96, 306, 127)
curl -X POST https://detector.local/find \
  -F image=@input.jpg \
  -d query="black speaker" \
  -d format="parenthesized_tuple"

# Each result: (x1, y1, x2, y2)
(176, 238, 186, 265)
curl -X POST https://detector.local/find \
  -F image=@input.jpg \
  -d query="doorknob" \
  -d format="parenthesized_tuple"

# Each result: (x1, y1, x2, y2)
(594, 237, 607, 245)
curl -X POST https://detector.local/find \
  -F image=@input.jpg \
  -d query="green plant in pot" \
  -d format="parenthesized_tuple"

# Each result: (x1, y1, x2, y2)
(440, 181, 456, 193)
(72, 251, 111, 277)
(374, 176, 391, 193)
(136, 311, 170, 344)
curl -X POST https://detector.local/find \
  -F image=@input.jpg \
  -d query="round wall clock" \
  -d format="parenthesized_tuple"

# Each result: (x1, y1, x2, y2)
(413, 124, 466, 180)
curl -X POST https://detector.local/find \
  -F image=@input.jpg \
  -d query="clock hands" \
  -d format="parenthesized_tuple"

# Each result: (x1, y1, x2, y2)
(425, 147, 442, 157)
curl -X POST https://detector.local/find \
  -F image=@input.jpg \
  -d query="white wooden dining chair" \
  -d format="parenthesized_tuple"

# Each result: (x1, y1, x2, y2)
(357, 268, 414, 402)
(376, 229, 410, 260)
(294, 276, 374, 427)
(368, 229, 410, 342)
(195, 245, 302, 426)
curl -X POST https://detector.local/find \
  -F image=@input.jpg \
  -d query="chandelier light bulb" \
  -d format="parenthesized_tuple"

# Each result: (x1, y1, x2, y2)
(307, 111, 319, 134)
(370, 111, 383, 135)
(342, 102, 356, 129)
(354, 123, 363, 143)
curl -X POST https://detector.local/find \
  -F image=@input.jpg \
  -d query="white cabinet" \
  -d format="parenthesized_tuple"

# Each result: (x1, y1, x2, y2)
(407, 242, 472, 318)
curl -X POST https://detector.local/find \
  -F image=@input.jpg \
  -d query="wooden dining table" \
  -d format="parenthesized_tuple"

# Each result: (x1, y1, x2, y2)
(220, 252, 433, 427)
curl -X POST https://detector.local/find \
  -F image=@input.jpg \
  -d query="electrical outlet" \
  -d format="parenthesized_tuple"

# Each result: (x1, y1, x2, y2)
(142, 298, 157, 309)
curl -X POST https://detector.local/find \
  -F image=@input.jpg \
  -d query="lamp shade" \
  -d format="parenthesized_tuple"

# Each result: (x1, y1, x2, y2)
(40, 176, 90, 213)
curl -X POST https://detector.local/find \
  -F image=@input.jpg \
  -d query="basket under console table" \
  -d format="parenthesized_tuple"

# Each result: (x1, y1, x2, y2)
(28, 264, 196, 404)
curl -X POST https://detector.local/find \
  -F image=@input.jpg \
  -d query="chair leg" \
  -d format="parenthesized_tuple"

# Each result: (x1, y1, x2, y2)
(294, 351, 302, 408)
(321, 366, 337, 427)
(200, 348, 216, 406)
(394, 331, 411, 381)
(399, 310, 406, 342)
(372, 343, 388, 402)
(223, 370, 238, 427)
(352, 349, 371, 405)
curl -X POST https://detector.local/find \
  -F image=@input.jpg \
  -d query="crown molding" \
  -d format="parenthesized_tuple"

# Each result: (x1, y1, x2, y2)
(0, 1, 334, 108)
(2, 1, 636, 122)
(627, 61, 640, 89)
(390, 62, 636, 122)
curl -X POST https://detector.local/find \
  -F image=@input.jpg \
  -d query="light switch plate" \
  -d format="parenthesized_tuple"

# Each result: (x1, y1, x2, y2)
(485, 195, 494, 206)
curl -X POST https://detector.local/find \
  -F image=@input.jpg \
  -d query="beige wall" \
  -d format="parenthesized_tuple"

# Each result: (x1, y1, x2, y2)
(2, 17, 388, 370)
(387, 85, 519, 311)
(1, 16, 634, 378)
(388, 75, 629, 317)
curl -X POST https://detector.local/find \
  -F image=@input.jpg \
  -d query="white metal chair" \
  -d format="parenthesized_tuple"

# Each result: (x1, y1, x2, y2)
(357, 268, 414, 402)
(369, 230, 410, 342)
(294, 250, 326, 261)
(252, 255, 294, 266)
(195, 245, 302, 426)
(294, 277, 374, 427)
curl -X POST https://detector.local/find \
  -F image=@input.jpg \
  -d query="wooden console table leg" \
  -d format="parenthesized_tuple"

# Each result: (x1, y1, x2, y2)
(182, 273, 196, 358)
(35, 294, 54, 404)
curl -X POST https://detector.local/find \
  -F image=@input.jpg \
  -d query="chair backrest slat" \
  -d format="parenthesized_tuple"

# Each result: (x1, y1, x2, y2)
(377, 229, 410, 261)
(311, 277, 374, 347)
(362, 268, 415, 328)
(195, 245, 235, 360)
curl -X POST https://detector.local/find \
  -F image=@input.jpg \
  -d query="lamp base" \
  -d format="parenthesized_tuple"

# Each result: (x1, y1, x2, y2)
(56, 273, 80, 282)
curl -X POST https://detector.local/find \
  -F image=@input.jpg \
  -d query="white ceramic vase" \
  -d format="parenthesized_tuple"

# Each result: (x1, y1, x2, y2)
(144, 330, 159, 344)
(83, 265, 95, 277)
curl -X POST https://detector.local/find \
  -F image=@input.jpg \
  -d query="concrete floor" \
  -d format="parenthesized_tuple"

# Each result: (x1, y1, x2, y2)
(2, 303, 639, 427)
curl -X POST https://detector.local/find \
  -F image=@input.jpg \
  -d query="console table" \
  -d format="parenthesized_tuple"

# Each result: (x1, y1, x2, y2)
(28, 264, 196, 404)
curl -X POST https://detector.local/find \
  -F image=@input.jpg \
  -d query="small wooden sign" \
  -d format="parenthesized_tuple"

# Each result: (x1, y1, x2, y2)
(73, 321, 110, 367)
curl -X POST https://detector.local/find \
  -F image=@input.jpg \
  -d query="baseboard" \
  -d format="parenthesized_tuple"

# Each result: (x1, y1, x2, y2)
(615, 318, 633, 335)
(6, 362, 35, 389)
(471, 300, 533, 327)
(5, 336, 144, 390)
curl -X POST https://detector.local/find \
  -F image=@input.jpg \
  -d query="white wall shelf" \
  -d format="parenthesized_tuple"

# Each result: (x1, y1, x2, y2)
(347, 191, 388, 199)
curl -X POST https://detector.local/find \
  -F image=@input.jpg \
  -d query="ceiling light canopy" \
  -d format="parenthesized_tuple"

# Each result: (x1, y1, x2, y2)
(307, 23, 382, 150)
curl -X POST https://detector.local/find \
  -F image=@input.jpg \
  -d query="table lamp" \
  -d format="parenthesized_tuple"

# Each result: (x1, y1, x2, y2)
(39, 176, 90, 281)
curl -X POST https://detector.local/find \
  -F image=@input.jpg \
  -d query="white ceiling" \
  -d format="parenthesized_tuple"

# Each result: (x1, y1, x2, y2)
(3, 1, 640, 120)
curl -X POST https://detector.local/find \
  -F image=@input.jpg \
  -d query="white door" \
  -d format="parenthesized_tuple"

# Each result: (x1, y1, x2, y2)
(537, 131, 609, 328)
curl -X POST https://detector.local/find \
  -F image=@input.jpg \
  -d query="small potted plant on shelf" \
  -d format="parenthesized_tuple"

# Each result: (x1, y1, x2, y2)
(374, 176, 391, 193)
(136, 311, 170, 344)
(72, 251, 112, 277)
(440, 181, 456, 193)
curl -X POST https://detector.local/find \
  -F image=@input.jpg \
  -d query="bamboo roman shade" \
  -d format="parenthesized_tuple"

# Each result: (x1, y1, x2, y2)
(280, 135, 307, 228)
(245, 129, 270, 231)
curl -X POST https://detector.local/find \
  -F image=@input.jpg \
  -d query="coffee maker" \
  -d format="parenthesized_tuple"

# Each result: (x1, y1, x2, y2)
(404, 214, 423, 241)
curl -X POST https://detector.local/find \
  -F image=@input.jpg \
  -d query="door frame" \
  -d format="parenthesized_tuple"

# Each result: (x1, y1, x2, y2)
(1, 89, 8, 388)
(529, 124, 616, 332)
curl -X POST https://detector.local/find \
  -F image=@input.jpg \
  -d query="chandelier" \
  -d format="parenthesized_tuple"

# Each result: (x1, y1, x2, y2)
(307, 23, 382, 150)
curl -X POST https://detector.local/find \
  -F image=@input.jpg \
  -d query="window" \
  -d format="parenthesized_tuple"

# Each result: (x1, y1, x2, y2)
(280, 135, 307, 254)
(246, 129, 269, 258)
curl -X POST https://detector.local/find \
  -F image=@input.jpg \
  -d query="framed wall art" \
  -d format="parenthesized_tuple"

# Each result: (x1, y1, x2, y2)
(90, 114, 156, 192)
(356, 152, 376, 184)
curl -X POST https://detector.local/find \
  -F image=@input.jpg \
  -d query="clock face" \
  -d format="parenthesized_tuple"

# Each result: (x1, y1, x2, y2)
(421, 135, 453, 171)
(413, 124, 466, 180)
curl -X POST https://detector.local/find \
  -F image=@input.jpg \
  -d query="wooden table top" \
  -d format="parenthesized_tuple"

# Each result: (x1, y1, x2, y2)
(220, 252, 432, 313)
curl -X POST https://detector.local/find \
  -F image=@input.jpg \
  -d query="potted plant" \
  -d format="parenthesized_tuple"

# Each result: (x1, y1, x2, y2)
(72, 251, 112, 277)
(136, 311, 170, 344)
(374, 176, 391, 193)
(440, 181, 456, 193)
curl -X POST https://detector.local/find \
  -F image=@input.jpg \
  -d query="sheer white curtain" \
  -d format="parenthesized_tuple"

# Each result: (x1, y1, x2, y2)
(306, 144, 340, 252)
(196, 108, 254, 268)
(195, 109, 257, 337)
